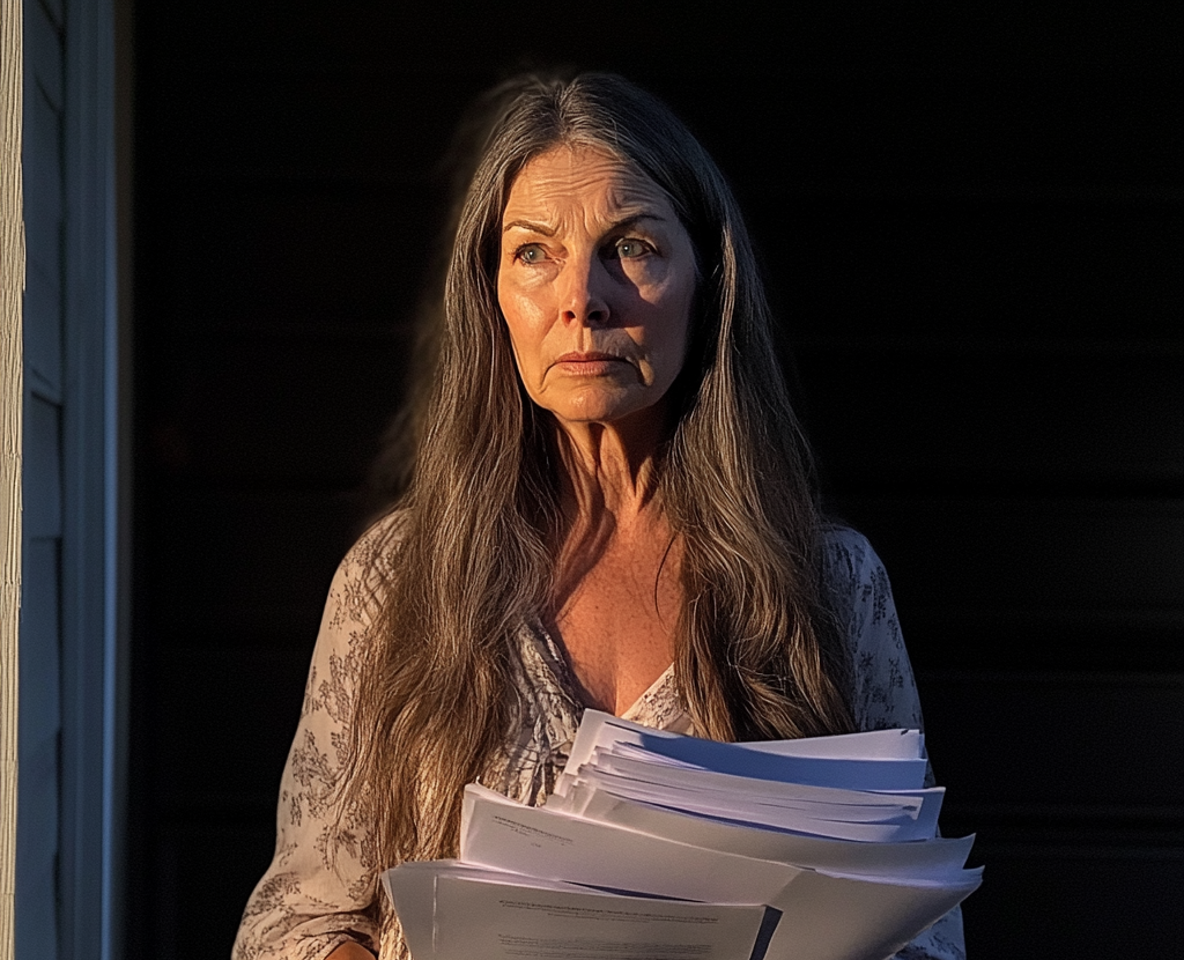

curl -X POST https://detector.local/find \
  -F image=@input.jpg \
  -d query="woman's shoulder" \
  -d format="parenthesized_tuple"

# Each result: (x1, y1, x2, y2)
(819, 523, 889, 597)
(819, 523, 897, 640)
(321, 508, 410, 633)
(295, 510, 411, 739)
(344, 507, 409, 566)
(818, 522, 899, 633)
(820, 524, 923, 731)
(339, 508, 409, 575)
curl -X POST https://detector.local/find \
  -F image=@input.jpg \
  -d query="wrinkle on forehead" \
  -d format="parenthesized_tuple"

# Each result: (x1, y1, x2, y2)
(502, 145, 675, 231)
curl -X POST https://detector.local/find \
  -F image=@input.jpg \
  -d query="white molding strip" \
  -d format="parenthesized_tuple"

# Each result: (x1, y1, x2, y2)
(0, 0, 25, 957)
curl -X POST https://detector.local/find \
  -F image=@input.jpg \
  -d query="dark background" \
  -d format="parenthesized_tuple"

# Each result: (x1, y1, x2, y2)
(128, 3, 1183, 958)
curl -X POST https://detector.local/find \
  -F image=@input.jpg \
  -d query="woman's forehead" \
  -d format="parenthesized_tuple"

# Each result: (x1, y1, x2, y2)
(502, 144, 675, 228)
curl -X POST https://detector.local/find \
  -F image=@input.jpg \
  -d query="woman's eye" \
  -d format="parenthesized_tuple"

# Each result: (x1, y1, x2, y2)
(515, 243, 546, 264)
(613, 239, 651, 259)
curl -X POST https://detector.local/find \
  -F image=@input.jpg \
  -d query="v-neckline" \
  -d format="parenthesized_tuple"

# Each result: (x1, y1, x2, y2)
(526, 619, 678, 722)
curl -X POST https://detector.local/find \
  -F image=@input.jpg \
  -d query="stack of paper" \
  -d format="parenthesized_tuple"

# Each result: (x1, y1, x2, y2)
(382, 711, 982, 960)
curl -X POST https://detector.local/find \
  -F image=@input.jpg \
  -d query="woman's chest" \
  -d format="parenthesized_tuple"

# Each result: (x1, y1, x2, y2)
(550, 537, 682, 715)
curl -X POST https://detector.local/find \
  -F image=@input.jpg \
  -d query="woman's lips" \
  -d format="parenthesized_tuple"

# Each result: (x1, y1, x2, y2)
(553, 352, 624, 376)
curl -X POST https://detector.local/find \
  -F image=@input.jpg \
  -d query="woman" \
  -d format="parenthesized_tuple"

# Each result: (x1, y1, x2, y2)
(234, 73, 966, 960)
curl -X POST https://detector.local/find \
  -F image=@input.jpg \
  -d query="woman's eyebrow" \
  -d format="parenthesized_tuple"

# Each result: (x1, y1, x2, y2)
(502, 219, 555, 236)
(502, 213, 668, 236)
(607, 213, 668, 232)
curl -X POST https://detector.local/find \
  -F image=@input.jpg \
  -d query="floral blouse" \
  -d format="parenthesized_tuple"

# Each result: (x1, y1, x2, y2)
(233, 522, 967, 960)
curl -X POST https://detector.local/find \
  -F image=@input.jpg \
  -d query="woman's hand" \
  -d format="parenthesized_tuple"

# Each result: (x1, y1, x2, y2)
(326, 942, 376, 960)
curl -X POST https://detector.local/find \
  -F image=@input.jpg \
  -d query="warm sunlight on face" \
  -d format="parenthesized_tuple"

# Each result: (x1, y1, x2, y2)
(497, 145, 698, 432)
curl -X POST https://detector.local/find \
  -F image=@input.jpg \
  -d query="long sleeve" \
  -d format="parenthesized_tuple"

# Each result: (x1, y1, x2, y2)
(824, 528, 968, 960)
(233, 533, 388, 960)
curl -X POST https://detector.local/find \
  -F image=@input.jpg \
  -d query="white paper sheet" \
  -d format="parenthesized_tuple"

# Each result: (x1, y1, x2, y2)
(634, 734, 928, 791)
(576, 748, 945, 838)
(593, 747, 930, 811)
(570, 788, 977, 881)
(762, 866, 981, 960)
(561, 770, 930, 841)
(561, 712, 927, 792)
(383, 860, 598, 960)
(384, 860, 779, 960)
(732, 727, 924, 761)
(458, 786, 981, 960)
(461, 784, 802, 904)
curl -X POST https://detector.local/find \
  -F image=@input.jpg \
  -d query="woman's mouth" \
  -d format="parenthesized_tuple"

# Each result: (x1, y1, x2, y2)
(553, 352, 624, 375)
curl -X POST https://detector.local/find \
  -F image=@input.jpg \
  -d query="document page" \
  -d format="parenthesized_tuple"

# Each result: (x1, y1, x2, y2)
(561, 712, 927, 792)
(571, 788, 976, 880)
(591, 747, 932, 812)
(461, 784, 800, 905)
(633, 733, 928, 791)
(560, 751, 945, 841)
(560, 772, 922, 841)
(433, 875, 778, 960)
(383, 860, 596, 960)
(738, 727, 924, 760)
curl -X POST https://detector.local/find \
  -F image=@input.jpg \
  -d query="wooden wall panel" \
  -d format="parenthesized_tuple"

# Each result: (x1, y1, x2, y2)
(845, 497, 1184, 671)
(37, 0, 60, 33)
(960, 840, 1184, 958)
(838, 498, 1184, 613)
(670, 73, 1180, 192)
(22, 263, 61, 396)
(24, 0, 61, 109)
(757, 200, 1184, 345)
(16, 1, 65, 955)
(144, 334, 412, 484)
(143, 489, 362, 644)
(150, 186, 428, 335)
(145, 71, 472, 183)
(14, 540, 61, 949)
(920, 671, 1184, 811)
(22, 85, 60, 297)
(21, 396, 61, 538)
(151, 648, 310, 811)
(760, 200, 1182, 342)
(16, 542, 61, 779)
(154, 823, 276, 960)
(804, 350, 1184, 489)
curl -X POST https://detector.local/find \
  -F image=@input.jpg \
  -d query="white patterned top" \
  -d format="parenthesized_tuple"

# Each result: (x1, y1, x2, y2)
(233, 521, 967, 960)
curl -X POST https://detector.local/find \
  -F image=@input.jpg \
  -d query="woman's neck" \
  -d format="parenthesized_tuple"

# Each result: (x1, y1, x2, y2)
(547, 409, 683, 715)
(553, 405, 668, 524)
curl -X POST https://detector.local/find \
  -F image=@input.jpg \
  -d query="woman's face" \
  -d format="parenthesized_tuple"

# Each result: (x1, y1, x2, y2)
(496, 144, 698, 431)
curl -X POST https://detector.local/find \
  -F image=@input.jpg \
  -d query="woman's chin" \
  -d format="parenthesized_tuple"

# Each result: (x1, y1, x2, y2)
(546, 394, 671, 436)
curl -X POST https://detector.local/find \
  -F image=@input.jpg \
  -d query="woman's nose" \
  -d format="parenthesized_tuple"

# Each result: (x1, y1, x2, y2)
(559, 255, 610, 327)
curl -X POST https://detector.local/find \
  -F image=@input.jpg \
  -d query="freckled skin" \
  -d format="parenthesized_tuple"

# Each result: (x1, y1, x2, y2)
(496, 146, 699, 715)
(497, 145, 698, 432)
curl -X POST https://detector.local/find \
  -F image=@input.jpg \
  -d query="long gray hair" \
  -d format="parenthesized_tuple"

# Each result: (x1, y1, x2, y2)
(342, 72, 854, 890)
